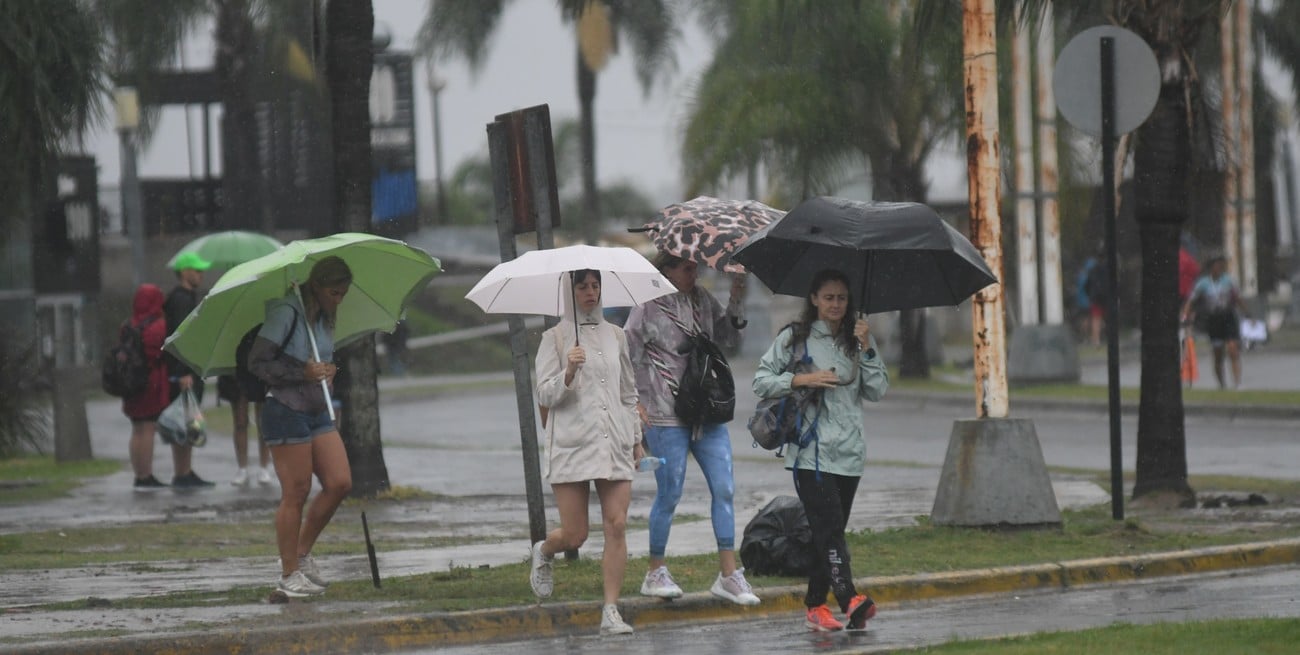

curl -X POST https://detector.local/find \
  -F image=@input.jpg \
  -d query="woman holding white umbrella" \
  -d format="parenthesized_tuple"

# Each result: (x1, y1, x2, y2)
(528, 268, 643, 635)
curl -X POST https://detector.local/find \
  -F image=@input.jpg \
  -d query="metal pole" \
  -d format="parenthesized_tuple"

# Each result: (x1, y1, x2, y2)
(1100, 37, 1124, 521)
(1282, 135, 1300, 319)
(426, 61, 448, 225)
(964, 0, 1009, 419)
(119, 127, 146, 290)
(1035, 5, 1065, 325)
(487, 120, 548, 545)
(1012, 14, 1039, 325)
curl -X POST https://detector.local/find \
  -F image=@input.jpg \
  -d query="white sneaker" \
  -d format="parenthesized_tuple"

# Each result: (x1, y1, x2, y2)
(298, 553, 328, 587)
(256, 467, 274, 485)
(710, 567, 760, 606)
(529, 541, 553, 598)
(640, 565, 684, 598)
(231, 468, 249, 486)
(277, 570, 325, 597)
(600, 604, 634, 635)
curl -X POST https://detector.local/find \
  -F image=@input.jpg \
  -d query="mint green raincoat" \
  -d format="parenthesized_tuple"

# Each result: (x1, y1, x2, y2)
(752, 321, 889, 476)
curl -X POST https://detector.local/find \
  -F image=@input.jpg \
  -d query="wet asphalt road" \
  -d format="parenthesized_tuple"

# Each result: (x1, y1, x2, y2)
(406, 567, 1300, 655)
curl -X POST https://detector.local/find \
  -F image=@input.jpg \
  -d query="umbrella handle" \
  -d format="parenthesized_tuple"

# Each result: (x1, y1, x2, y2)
(293, 283, 336, 422)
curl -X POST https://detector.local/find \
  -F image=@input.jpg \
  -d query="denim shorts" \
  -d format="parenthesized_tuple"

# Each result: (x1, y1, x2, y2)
(261, 397, 335, 447)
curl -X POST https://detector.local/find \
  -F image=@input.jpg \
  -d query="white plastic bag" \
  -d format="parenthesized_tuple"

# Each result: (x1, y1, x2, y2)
(157, 389, 207, 447)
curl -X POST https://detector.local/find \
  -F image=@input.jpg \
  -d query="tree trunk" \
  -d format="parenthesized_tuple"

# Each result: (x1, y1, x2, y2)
(326, 0, 389, 498)
(1131, 71, 1192, 502)
(215, 0, 262, 232)
(577, 49, 600, 245)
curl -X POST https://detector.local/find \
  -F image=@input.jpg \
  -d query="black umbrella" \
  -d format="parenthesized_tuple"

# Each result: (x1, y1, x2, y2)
(730, 196, 998, 314)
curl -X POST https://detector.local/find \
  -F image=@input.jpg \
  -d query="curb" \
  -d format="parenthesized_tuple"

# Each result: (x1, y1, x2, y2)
(15, 538, 1300, 655)
(884, 389, 1300, 421)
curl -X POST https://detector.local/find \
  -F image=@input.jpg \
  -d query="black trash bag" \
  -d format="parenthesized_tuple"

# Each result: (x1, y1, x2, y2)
(739, 495, 814, 577)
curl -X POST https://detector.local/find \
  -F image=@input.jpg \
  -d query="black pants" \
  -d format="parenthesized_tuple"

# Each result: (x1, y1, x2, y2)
(795, 469, 861, 611)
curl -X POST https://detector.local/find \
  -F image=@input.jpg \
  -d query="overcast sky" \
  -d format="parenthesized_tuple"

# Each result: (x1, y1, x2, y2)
(83, 0, 721, 207)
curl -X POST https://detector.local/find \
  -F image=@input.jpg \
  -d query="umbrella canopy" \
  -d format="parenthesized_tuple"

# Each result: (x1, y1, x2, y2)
(731, 197, 998, 314)
(630, 196, 785, 273)
(167, 230, 284, 270)
(465, 244, 676, 316)
(164, 232, 441, 376)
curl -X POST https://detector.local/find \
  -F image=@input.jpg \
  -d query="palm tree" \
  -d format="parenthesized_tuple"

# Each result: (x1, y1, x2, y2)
(682, 0, 965, 378)
(0, 0, 104, 452)
(420, 0, 680, 243)
(324, 0, 391, 498)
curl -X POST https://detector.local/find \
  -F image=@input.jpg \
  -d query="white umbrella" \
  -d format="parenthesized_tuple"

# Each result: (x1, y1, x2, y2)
(465, 244, 675, 338)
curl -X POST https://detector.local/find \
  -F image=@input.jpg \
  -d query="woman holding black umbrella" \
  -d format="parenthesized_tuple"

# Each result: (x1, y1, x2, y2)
(752, 269, 889, 632)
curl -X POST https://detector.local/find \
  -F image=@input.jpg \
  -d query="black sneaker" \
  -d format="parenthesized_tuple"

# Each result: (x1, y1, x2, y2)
(133, 475, 168, 492)
(172, 471, 216, 488)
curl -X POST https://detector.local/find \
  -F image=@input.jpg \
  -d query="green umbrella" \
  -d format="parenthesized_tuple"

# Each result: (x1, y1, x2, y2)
(164, 232, 440, 380)
(167, 230, 284, 270)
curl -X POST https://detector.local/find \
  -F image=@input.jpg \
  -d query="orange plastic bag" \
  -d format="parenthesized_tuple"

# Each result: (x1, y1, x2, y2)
(1180, 329, 1198, 386)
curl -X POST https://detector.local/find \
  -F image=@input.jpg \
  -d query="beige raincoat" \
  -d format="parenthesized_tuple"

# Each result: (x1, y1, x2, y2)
(534, 274, 640, 483)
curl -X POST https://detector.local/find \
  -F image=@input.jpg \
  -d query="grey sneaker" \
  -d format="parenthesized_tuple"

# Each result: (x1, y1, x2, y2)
(640, 565, 684, 598)
(299, 554, 328, 587)
(600, 604, 634, 635)
(529, 541, 553, 598)
(710, 567, 760, 606)
(277, 570, 325, 598)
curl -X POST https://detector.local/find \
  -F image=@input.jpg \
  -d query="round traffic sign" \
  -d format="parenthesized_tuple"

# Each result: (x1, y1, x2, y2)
(1054, 26, 1160, 137)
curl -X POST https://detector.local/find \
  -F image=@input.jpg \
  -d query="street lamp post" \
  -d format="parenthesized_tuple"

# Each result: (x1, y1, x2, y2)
(425, 61, 447, 226)
(115, 87, 146, 289)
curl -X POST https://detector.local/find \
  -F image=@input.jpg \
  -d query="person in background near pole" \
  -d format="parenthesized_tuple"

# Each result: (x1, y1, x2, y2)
(1181, 255, 1250, 389)
(162, 252, 215, 488)
(752, 269, 889, 632)
(624, 253, 760, 607)
(1178, 240, 1201, 305)
(1081, 253, 1107, 347)
(216, 375, 273, 486)
(122, 284, 173, 491)
(1074, 256, 1097, 344)
(528, 269, 642, 635)
(249, 256, 353, 597)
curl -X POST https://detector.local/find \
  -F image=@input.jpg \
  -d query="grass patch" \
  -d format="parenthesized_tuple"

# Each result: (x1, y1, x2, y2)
(0, 456, 121, 503)
(913, 618, 1300, 654)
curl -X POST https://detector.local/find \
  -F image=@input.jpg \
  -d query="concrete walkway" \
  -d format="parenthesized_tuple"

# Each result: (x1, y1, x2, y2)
(2, 340, 1298, 652)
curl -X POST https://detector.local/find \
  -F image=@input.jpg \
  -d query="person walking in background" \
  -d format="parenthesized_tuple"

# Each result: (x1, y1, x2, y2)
(1182, 256, 1250, 389)
(624, 253, 760, 607)
(249, 256, 354, 597)
(1077, 255, 1106, 347)
(752, 269, 889, 632)
(528, 269, 642, 635)
(162, 252, 215, 488)
(216, 375, 273, 487)
(121, 284, 174, 491)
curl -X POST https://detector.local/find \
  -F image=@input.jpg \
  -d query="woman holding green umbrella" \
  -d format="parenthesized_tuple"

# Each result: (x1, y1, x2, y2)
(248, 256, 352, 598)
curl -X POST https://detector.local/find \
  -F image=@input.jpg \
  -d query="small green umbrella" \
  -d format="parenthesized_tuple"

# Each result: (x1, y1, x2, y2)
(164, 232, 440, 398)
(167, 230, 284, 270)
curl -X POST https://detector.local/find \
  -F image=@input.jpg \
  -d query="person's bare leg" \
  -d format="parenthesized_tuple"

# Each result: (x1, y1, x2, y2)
(129, 421, 156, 478)
(1213, 344, 1227, 389)
(1227, 340, 1242, 387)
(719, 550, 738, 577)
(543, 482, 591, 559)
(271, 441, 313, 576)
(231, 396, 250, 468)
(295, 432, 351, 557)
(171, 443, 193, 478)
(595, 479, 631, 606)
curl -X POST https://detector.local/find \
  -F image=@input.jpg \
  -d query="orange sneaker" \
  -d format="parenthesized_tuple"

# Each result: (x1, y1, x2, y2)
(846, 594, 877, 630)
(805, 604, 844, 632)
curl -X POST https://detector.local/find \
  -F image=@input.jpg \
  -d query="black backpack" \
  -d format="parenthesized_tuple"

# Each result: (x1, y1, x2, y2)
(234, 314, 298, 400)
(673, 332, 736, 426)
(102, 317, 154, 398)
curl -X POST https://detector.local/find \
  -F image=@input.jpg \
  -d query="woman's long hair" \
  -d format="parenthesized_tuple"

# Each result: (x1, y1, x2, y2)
(303, 256, 353, 329)
(791, 269, 859, 355)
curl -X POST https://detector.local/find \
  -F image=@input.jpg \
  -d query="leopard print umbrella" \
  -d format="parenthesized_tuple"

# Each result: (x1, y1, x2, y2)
(630, 196, 785, 273)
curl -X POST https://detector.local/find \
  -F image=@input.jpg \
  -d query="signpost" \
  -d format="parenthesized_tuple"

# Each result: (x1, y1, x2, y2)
(1054, 26, 1159, 520)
